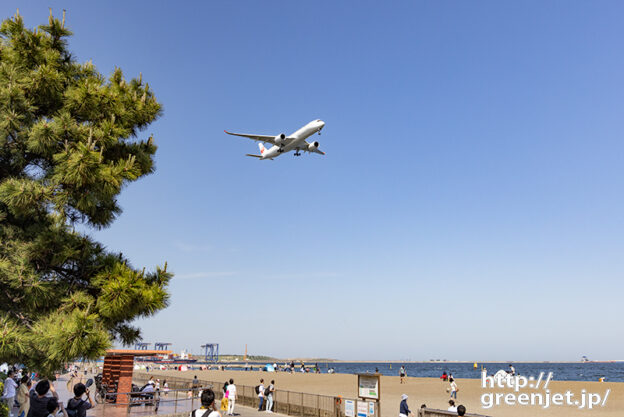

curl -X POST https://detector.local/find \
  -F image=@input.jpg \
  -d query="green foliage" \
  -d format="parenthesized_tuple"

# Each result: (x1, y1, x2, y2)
(0, 380, 6, 417)
(0, 10, 171, 377)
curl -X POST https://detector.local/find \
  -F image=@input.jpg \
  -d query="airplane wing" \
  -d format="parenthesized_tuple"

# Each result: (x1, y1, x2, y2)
(224, 130, 277, 145)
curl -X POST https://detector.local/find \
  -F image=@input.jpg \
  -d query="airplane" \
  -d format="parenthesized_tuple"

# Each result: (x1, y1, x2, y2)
(225, 119, 326, 160)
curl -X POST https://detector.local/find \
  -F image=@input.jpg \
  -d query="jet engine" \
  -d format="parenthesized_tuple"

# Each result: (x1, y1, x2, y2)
(274, 133, 286, 146)
(308, 141, 319, 151)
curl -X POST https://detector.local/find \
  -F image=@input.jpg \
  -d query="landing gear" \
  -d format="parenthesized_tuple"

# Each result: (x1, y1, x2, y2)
(294, 151, 301, 156)
(317, 130, 321, 135)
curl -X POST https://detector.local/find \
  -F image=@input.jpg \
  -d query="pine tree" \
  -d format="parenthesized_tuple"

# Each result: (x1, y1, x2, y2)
(0, 10, 171, 376)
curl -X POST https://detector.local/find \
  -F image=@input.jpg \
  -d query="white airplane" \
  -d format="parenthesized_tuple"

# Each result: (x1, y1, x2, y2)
(225, 119, 326, 160)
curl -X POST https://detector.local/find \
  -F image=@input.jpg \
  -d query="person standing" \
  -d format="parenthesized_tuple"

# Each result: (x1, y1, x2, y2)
(447, 400, 457, 412)
(2, 370, 18, 417)
(257, 379, 265, 411)
(44, 397, 68, 417)
(226, 379, 236, 416)
(266, 380, 275, 412)
(221, 381, 228, 412)
(398, 394, 412, 417)
(66, 383, 93, 417)
(189, 388, 220, 417)
(27, 380, 58, 417)
(192, 376, 200, 397)
(449, 378, 458, 399)
(399, 366, 406, 384)
(17, 376, 32, 417)
(508, 364, 516, 376)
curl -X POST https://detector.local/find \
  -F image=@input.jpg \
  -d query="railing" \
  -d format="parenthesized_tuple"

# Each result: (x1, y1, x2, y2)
(96, 384, 212, 415)
(133, 373, 377, 417)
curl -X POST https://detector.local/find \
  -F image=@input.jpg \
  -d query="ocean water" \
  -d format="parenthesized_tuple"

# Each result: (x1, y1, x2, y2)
(220, 362, 624, 382)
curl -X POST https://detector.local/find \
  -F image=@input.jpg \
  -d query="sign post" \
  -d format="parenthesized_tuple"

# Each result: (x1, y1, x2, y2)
(356, 374, 380, 417)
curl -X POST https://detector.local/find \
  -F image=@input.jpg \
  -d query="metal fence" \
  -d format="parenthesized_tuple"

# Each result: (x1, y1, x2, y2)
(133, 373, 377, 417)
(96, 383, 212, 415)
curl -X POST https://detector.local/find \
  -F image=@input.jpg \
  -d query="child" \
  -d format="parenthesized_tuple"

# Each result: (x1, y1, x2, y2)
(45, 398, 67, 417)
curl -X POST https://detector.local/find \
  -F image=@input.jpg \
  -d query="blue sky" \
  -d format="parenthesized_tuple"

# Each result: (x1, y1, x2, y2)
(4, 1, 624, 361)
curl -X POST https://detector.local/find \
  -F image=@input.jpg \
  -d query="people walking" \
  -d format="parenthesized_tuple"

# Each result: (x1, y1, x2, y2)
(399, 366, 406, 384)
(398, 394, 412, 417)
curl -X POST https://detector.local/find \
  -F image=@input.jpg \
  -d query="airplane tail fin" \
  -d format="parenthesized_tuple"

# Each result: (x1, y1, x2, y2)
(258, 143, 266, 155)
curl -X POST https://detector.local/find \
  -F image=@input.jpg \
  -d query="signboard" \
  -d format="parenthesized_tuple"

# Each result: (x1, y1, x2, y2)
(357, 401, 368, 417)
(369, 402, 375, 416)
(357, 374, 380, 400)
(345, 400, 355, 417)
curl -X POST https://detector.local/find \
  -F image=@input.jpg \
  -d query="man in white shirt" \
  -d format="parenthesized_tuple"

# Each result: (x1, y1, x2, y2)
(2, 370, 18, 416)
(257, 379, 264, 411)
(226, 379, 236, 415)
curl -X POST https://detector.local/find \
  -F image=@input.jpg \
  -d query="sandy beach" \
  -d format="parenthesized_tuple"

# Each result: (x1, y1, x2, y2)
(138, 370, 622, 417)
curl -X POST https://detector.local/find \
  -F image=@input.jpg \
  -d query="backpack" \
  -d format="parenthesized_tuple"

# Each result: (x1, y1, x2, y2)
(255, 385, 260, 394)
(66, 399, 85, 417)
(264, 387, 271, 396)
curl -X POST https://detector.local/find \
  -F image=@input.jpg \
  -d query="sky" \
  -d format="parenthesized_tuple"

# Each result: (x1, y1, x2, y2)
(3, 1, 624, 361)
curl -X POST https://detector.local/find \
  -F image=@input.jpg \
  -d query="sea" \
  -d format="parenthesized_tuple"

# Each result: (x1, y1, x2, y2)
(216, 361, 624, 382)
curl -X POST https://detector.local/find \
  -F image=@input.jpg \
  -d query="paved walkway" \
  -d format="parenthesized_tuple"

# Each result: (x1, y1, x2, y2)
(51, 373, 283, 417)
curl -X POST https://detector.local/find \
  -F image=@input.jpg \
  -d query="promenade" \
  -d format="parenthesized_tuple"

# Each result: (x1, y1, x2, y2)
(53, 372, 278, 417)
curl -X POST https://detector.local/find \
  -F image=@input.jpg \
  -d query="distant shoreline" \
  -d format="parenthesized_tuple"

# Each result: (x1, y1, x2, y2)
(210, 358, 624, 364)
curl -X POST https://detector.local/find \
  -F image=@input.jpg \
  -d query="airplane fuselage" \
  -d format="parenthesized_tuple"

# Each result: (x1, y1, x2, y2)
(261, 120, 325, 159)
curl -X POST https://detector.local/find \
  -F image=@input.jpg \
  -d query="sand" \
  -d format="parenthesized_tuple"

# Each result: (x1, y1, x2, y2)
(136, 370, 623, 417)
